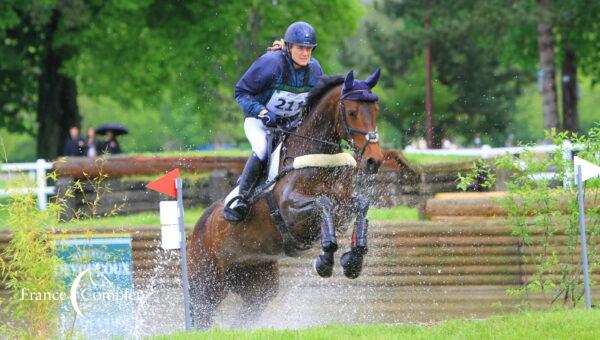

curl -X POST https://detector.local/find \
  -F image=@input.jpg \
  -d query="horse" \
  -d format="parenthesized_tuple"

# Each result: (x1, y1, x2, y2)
(186, 69, 384, 329)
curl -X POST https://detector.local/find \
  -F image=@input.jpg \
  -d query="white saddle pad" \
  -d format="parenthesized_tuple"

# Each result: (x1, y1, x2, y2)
(223, 145, 357, 207)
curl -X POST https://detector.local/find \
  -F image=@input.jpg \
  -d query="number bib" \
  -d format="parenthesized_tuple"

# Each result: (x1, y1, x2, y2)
(266, 89, 309, 118)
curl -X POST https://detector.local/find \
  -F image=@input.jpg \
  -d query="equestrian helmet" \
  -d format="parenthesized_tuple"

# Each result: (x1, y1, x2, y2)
(284, 22, 317, 48)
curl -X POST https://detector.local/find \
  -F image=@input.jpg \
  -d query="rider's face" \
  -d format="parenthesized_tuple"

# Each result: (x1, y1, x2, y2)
(289, 44, 313, 68)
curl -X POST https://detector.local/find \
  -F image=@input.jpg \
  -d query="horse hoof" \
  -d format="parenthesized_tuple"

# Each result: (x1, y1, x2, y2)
(340, 250, 364, 279)
(314, 253, 334, 278)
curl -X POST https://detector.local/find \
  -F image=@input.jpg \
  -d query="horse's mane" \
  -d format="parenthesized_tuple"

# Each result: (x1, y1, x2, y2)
(305, 75, 344, 113)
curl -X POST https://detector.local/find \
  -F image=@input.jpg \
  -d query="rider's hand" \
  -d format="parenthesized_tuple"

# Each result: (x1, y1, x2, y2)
(258, 109, 277, 127)
(267, 39, 284, 52)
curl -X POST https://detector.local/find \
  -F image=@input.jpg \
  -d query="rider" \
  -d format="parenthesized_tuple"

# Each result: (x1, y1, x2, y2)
(223, 22, 324, 222)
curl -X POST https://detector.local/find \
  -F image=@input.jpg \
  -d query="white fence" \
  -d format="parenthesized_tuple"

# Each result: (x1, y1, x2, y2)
(403, 141, 580, 159)
(403, 141, 582, 186)
(0, 159, 55, 210)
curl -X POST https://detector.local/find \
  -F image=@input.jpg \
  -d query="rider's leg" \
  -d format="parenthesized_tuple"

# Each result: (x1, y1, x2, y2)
(223, 118, 268, 222)
(243, 117, 269, 162)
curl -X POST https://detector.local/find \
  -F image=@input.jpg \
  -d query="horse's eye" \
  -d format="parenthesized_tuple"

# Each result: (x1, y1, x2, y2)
(348, 111, 356, 117)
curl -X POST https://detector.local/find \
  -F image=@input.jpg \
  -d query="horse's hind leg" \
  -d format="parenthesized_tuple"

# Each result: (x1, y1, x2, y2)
(226, 262, 279, 328)
(188, 258, 227, 329)
(314, 196, 338, 278)
(341, 193, 369, 279)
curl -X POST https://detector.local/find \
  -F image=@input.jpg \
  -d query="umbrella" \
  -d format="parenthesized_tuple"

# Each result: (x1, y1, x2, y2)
(95, 123, 129, 136)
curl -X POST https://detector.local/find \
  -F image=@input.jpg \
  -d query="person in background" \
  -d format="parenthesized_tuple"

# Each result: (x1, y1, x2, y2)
(473, 133, 482, 147)
(85, 127, 100, 158)
(63, 126, 85, 156)
(100, 131, 121, 155)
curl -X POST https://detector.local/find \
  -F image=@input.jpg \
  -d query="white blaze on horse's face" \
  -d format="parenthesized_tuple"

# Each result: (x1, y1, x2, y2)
(343, 100, 384, 174)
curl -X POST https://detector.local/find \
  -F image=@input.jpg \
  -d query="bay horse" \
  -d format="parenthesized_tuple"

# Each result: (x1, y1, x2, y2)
(187, 69, 384, 328)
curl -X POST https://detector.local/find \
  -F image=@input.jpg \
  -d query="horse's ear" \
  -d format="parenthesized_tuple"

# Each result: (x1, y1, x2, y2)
(344, 70, 355, 90)
(365, 68, 381, 89)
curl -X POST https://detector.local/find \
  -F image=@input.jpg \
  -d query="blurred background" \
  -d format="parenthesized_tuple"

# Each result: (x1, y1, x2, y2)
(1, 0, 599, 162)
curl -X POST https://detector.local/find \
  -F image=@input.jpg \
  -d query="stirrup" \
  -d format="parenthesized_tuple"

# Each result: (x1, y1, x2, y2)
(223, 195, 250, 222)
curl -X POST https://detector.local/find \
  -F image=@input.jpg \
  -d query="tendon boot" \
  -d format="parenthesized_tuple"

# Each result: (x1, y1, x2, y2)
(223, 153, 263, 222)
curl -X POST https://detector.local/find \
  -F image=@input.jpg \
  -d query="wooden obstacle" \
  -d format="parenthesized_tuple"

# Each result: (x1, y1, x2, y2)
(425, 191, 599, 220)
(1, 220, 598, 323)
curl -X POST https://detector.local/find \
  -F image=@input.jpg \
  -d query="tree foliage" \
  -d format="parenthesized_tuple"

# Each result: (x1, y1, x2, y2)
(343, 0, 600, 146)
(347, 0, 532, 146)
(0, 0, 362, 158)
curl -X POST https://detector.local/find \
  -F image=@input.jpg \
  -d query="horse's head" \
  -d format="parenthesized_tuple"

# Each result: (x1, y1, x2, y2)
(338, 69, 384, 174)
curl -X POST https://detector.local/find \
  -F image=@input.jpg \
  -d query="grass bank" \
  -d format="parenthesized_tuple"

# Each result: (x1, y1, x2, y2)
(0, 205, 418, 228)
(403, 153, 476, 165)
(152, 309, 600, 340)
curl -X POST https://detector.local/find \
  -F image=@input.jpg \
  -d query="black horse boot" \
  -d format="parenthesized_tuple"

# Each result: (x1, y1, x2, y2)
(223, 152, 263, 222)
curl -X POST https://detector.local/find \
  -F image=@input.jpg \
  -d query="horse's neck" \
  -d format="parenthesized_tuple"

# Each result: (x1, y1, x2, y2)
(287, 90, 341, 156)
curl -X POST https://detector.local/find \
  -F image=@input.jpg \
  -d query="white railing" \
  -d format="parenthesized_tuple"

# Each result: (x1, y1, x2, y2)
(403, 141, 582, 187)
(403, 141, 581, 159)
(0, 159, 55, 210)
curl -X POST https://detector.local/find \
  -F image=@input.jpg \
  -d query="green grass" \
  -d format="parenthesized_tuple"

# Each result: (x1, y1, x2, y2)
(367, 205, 418, 221)
(58, 206, 206, 228)
(151, 309, 600, 339)
(0, 204, 418, 229)
(403, 153, 477, 165)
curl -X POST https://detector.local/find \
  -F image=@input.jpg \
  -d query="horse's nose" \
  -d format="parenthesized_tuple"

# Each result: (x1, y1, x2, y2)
(364, 157, 382, 174)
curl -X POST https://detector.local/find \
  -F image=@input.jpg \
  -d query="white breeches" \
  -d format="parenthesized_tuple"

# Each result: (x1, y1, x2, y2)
(244, 117, 269, 161)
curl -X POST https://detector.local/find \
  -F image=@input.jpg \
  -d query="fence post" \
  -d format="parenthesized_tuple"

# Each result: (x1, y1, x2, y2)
(563, 140, 573, 188)
(36, 159, 48, 210)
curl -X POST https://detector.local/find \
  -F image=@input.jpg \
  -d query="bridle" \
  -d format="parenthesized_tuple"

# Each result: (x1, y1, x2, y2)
(271, 89, 380, 161)
(338, 90, 380, 159)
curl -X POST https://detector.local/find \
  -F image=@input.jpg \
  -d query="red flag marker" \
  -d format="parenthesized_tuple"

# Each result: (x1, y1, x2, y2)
(146, 168, 180, 198)
(147, 167, 192, 328)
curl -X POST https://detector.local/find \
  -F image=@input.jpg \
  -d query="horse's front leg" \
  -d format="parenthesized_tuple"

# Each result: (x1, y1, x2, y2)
(313, 196, 338, 278)
(341, 193, 369, 279)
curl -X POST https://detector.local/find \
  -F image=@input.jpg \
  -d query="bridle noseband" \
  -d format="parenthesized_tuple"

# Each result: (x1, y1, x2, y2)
(338, 90, 380, 159)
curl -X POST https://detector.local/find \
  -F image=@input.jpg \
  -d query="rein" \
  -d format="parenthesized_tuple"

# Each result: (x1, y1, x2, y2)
(272, 89, 380, 160)
(269, 127, 340, 148)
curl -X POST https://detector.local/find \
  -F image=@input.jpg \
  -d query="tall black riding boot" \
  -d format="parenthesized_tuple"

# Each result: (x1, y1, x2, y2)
(223, 152, 263, 222)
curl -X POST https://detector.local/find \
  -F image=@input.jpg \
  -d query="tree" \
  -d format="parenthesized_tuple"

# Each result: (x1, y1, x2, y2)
(492, 0, 600, 134)
(344, 0, 530, 146)
(536, 0, 560, 133)
(554, 0, 600, 133)
(0, 1, 142, 160)
(346, 0, 600, 147)
(1, 1, 362, 159)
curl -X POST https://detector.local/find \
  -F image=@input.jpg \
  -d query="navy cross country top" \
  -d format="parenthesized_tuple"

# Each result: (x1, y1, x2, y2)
(235, 50, 324, 118)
